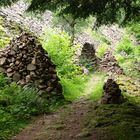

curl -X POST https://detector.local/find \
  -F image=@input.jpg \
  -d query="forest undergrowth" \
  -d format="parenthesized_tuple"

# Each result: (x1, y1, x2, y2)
(0, 13, 139, 140)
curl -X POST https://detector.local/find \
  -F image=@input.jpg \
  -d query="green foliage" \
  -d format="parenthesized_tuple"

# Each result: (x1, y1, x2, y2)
(41, 28, 88, 101)
(87, 28, 111, 45)
(134, 46, 140, 62)
(53, 15, 94, 36)
(0, 73, 50, 139)
(126, 23, 140, 41)
(0, 17, 10, 48)
(0, 0, 18, 6)
(1, 0, 140, 26)
(96, 43, 108, 58)
(116, 37, 134, 55)
(115, 54, 125, 64)
(88, 74, 105, 101)
(115, 34, 140, 79)
(61, 76, 87, 101)
(41, 28, 81, 79)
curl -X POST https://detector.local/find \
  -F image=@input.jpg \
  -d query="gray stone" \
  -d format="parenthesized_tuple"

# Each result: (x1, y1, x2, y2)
(27, 63, 36, 71)
(13, 73, 21, 82)
(0, 57, 6, 65)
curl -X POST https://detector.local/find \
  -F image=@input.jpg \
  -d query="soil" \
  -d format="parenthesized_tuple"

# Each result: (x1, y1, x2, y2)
(12, 74, 104, 140)
(12, 74, 140, 140)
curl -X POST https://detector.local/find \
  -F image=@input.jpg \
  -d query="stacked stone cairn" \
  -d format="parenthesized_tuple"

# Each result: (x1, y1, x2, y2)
(79, 42, 98, 69)
(101, 79, 124, 104)
(0, 33, 63, 99)
(100, 51, 123, 74)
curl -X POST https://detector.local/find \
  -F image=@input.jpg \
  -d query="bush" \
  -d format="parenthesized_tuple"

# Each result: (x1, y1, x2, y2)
(0, 17, 10, 48)
(96, 43, 108, 58)
(115, 54, 125, 64)
(41, 28, 81, 79)
(115, 34, 140, 79)
(41, 28, 88, 101)
(0, 73, 50, 139)
(116, 37, 134, 55)
(126, 23, 140, 41)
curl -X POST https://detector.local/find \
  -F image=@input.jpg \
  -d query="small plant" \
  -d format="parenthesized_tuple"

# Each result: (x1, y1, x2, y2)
(126, 23, 140, 41)
(115, 54, 125, 64)
(0, 73, 50, 139)
(41, 28, 81, 79)
(116, 37, 134, 55)
(0, 17, 10, 48)
(96, 43, 108, 58)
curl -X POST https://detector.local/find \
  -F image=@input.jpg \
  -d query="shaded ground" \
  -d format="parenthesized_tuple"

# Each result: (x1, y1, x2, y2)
(12, 74, 105, 140)
(12, 74, 140, 140)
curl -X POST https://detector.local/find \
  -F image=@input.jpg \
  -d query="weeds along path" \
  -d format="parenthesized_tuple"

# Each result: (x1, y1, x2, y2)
(13, 73, 105, 140)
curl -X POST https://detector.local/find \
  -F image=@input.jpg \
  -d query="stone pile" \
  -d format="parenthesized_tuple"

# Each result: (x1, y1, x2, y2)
(0, 33, 63, 99)
(100, 51, 123, 74)
(79, 42, 98, 68)
(101, 79, 124, 104)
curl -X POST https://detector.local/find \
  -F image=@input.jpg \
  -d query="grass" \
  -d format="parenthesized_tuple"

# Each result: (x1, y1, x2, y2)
(0, 73, 59, 140)
(88, 73, 106, 101)
(85, 72, 140, 140)
(61, 76, 88, 101)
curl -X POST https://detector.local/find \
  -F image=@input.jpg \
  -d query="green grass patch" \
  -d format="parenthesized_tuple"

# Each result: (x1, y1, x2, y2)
(61, 76, 88, 101)
(88, 74, 105, 101)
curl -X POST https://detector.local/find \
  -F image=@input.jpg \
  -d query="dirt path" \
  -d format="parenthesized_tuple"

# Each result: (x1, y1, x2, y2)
(12, 74, 105, 140)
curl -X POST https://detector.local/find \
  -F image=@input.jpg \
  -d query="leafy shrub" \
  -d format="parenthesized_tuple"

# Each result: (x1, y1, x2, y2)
(41, 28, 87, 101)
(0, 73, 50, 139)
(41, 28, 81, 79)
(115, 34, 140, 79)
(134, 46, 140, 62)
(116, 37, 134, 55)
(0, 17, 10, 48)
(96, 43, 108, 58)
(126, 23, 140, 41)
(115, 54, 125, 64)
